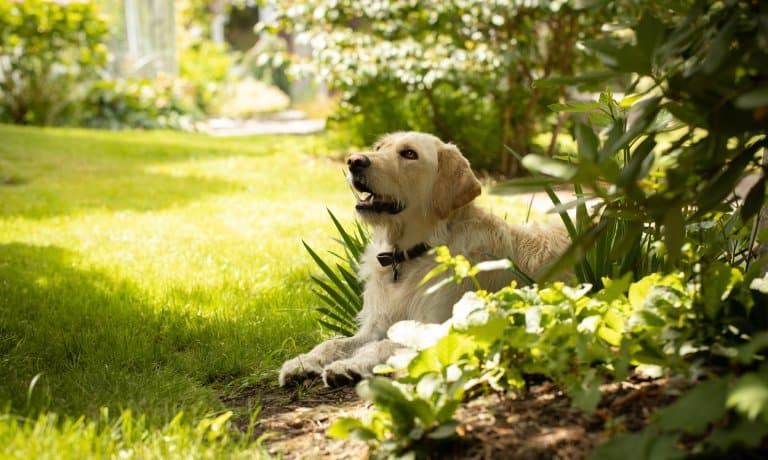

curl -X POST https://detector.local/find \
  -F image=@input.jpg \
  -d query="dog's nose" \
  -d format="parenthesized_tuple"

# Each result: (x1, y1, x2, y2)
(347, 154, 371, 174)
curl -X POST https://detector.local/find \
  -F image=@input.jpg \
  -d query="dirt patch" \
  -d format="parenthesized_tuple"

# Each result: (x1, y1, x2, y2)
(224, 375, 681, 459)
(224, 377, 370, 459)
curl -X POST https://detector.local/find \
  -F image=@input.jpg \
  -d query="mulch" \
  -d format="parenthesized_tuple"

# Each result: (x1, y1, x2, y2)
(222, 374, 684, 460)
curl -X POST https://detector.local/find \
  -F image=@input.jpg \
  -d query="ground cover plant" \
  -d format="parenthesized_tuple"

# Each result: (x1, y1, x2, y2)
(326, 1, 768, 458)
(0, 124, 353, 458)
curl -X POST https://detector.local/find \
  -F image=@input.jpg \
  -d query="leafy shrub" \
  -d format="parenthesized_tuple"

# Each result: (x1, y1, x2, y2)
(81, 77, 200, 131)
(261, 0, 606, 174)
(500, 1, 767, 286)
(326, 2, 768, 457)
(329, 250, 768, 458)
(0, 0, 109, 125)
(179, 40, 235, 114)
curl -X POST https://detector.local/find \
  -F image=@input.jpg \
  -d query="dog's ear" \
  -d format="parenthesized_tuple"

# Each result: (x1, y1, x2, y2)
(432, 144, 481, 219)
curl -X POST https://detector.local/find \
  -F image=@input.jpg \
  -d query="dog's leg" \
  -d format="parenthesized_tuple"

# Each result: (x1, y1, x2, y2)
(279, 334, 374, 386)
(322, 338, 403, 387)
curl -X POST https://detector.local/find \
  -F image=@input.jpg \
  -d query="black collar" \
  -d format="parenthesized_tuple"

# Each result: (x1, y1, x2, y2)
(377, 243, 431, 281)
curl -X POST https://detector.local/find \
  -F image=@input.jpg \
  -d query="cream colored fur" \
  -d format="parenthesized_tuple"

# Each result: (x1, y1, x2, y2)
(279, 132, 569, 387)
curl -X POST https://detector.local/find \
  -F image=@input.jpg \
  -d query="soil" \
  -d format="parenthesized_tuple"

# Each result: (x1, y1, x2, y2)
(224, 374, 686, 460)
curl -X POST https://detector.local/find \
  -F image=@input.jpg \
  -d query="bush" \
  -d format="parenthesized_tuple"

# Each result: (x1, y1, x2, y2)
(0, 0, 109, 125)
(179, 40, 235, 114)
(330, 252, 768, 458)
(261, 0, 606, 174)
(81, 77, 200, 131)
(327, 1, 768, 458)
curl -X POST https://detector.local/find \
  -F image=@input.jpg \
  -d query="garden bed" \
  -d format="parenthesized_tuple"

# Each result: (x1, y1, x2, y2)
(233, 374, 682, 459)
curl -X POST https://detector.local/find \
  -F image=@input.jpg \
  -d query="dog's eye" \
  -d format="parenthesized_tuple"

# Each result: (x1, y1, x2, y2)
(399, 149, 418, 160)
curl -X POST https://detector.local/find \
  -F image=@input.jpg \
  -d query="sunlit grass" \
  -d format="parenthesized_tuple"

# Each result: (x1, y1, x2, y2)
(0, 124, 534, 457)
(0, 124, 355, 457)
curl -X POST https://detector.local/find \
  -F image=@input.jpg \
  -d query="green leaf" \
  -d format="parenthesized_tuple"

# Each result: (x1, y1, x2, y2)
(327, 417, 378, 441)
(693, 141, 764, 218)
(599, 97, 661, 161)
(492, 176, 565, 195)
(357, 378, 417, 436)
(740, 175, 765, 224)
(662, 207, 685, 264)
(575, 122, 599, 162)
(727, 368, 768, 422)
(589, 430, 683, 460)
(426, 421, 459, 440)
(463, 316, 507, 348)
(735, 86, 768, 109)
(522, 154, 577, 180)
(548, 100, 601, 113)
(569, 370, 603, 412)
(628, 274, 661, 310)
(706, 418, 768, 450)
(617, 135, 656, 190)
(434, 333, 478, 366)
(635, 13, 665, 65)
(656, 378, 729, 434)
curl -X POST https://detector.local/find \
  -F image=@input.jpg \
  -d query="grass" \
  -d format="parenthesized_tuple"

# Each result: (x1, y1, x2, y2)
(0, 124, 353, 457)
(0, 124, 534, 458)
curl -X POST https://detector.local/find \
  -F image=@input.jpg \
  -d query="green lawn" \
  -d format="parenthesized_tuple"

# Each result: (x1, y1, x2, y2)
(0, 124, 354, 457)
(0, 124, 534, 458)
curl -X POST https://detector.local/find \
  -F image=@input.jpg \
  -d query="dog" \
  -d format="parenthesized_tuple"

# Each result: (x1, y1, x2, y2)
(279, 132, 570, 387)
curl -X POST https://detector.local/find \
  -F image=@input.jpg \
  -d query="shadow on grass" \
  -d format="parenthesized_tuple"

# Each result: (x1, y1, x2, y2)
(0, 124, 310, 219)
(0, 242, 319, 424)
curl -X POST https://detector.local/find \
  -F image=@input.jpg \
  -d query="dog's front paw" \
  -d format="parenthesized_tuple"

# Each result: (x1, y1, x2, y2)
(322, 360, 372, 387)
(278, 356, 322, 387)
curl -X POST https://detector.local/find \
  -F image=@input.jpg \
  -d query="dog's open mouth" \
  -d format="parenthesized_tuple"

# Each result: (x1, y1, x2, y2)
(351, 178, 404, 214)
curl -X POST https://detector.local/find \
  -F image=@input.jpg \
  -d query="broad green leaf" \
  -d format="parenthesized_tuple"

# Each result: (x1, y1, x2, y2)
(628, 273, 665, 310)
(598, 325, 622, 347)
(407, 349, 440, 378)
(575, 121, 599, 162)
(706, 418, 768, 450)
(619, 93, 643, 108)
(327, 417, 378, 441)
(726, 368, 768, 422)
(589, 430, 683, 460)
(434, 333, 478, 366)
(735, 86, 768, 109)
(656, 378, 729, 434)
(521, 154, 577, 180)
(635, 13, 665, 65)
(426, 421, 459, 440)
(569, 370, 602, 412)
(595, 273, 632, 303)
(463, 316, 507, 347)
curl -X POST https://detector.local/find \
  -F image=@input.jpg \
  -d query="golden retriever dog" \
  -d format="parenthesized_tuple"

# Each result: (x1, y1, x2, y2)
(279, 132, 569, 387)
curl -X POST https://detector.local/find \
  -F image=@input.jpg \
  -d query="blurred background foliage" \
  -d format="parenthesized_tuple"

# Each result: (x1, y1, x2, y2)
(261, 0, 608, 174)
(0, 0, 293, 131)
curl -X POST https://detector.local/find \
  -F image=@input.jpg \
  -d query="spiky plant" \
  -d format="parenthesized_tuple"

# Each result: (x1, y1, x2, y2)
(303, 209, 369, 336)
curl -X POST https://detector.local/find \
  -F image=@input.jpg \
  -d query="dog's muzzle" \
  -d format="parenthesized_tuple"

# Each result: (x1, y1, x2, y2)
(346, 154, 404, 215)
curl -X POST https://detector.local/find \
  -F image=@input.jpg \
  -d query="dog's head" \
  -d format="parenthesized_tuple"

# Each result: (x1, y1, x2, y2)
(346, 132, 481, 225)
